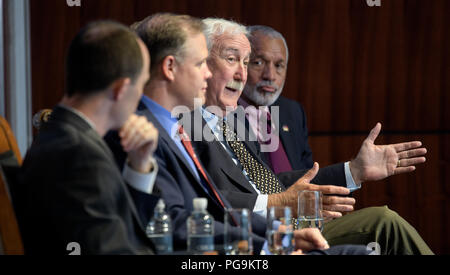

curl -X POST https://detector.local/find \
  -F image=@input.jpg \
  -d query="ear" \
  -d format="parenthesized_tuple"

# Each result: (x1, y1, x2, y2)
(110, 78, 131, 101)
(161, 55, 177, 82)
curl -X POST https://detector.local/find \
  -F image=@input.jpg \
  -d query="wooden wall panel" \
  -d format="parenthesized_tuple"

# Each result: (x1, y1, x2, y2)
(29, 0, 449, 254)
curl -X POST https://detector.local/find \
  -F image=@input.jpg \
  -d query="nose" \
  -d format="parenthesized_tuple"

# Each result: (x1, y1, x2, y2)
(205, 63, 213, 80)
(262, 63, 276, 82)
(234, 61, 247, 83)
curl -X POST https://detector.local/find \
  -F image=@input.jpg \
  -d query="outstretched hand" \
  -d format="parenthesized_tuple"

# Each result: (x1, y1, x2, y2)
(350, 123, 427, 184)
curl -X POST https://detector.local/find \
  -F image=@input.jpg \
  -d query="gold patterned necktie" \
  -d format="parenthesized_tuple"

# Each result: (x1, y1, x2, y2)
(222, 119, 284, 194)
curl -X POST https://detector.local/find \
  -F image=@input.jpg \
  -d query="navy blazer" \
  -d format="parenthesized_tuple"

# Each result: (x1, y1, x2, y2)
(106, 101, 268, 253)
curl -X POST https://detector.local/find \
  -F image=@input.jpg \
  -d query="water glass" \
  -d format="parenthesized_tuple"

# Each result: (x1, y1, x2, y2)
(297, 190, 324, 231)
(266, 206, 294, 255)
(224, 208, 253, 255)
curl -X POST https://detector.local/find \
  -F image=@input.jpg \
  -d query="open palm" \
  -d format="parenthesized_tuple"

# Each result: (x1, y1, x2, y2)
(350, 123, 427, 183)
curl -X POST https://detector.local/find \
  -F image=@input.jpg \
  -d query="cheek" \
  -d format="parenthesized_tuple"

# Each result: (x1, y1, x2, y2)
(247, 71, 259, 85)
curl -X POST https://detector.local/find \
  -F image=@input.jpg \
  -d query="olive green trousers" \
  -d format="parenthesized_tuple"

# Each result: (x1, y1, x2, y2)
(322, 206, 434, 255)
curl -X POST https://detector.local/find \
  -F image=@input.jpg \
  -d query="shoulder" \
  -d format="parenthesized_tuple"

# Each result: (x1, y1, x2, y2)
(274, 96, 305, 112)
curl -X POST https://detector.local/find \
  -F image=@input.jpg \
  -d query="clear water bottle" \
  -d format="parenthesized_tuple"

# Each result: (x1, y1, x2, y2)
(146, 199, 173, 254)
(187, 198, 215, 254)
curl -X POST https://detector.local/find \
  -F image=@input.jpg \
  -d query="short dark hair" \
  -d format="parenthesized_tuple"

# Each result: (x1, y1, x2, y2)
(65, 20, 143, 97)
(133, 13, 205, 73)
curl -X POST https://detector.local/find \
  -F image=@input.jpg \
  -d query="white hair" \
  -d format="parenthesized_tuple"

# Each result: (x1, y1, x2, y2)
(202, 18, 249, 51)
(247, 25, 289, 63)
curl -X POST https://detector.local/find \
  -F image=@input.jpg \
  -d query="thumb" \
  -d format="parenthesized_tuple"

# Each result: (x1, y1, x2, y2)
(302, 162, 319, 183)
(366, 122, 381, 144)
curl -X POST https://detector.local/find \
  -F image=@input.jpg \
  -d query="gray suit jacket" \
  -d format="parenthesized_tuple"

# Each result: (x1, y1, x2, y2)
(20, 106, 156, 254)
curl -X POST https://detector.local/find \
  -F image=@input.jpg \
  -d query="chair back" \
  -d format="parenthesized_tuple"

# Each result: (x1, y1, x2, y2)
(0, 116, 24, 254)
(0, 116, 22, 165)
(0, 165, 24, 254)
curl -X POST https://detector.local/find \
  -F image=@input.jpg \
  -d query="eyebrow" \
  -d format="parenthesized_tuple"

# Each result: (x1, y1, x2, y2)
(223, 48, 240, 54)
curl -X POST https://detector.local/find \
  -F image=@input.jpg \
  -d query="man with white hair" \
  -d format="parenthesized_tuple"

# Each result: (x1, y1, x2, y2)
(194, 19, 433, 254)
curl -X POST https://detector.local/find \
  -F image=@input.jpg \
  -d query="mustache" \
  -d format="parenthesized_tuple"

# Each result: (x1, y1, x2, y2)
(226, 80, 245, 91)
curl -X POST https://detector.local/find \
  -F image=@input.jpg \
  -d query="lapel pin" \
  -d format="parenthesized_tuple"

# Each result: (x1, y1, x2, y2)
(282, 125, 290, 132)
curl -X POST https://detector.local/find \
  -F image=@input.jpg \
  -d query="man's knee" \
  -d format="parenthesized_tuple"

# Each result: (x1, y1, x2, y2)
(363, 206, 400, 223)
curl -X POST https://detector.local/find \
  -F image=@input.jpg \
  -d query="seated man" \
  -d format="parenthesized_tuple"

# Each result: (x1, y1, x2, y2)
(240, 25, 433, 255)
(106, 13, 368, 255)
(20, 21, 159, 255)
(194, 18, 433, 255)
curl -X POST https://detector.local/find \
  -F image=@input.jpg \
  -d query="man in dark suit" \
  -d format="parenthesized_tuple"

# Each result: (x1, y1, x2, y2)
(20, 21, 160, 255)
(198, 20, 432, 254)
(235, 25, 432, 254)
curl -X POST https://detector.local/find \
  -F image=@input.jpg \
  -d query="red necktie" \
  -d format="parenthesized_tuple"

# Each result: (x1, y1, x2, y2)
(178, 126, 227, 210)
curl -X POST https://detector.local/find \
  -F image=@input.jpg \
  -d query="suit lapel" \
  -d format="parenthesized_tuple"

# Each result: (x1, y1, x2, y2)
(137, 106, 201, 184)
(192, 112, 257, 195)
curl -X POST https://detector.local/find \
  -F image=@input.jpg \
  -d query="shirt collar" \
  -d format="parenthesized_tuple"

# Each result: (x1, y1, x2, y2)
(140, 95, 179, 138)
(201, 107, 222, 135)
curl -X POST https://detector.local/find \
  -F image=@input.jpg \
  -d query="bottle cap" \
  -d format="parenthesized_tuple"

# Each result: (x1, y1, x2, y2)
(193, 198, 208, 211)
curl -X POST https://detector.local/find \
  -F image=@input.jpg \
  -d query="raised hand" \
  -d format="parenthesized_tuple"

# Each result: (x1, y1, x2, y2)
(350, 123, 427, 184)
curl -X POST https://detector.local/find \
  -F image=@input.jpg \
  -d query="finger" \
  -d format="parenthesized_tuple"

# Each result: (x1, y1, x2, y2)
(323, 196, 356, 206)
(309, 184, 350, 196)
(323, 210, 343, 219)
(366, 122, 381, 143)
(398, 157, 426, 167)
(302, 162, 319, 182)
(393, 166, 416, 175)
(290, 249, 304, 255)
(119, 114, 138, 138)
(393, 141, 423, 152)
(126, 124, 157, 152)
(122, 119, 150, 150)
(294, 228, 328, 251)
(124, 134, 147, 152)
(121, 127, 139, 149)
(120, 116, 140, 142)
(397, 148, 427, 159)
(323, 203, 354, 213)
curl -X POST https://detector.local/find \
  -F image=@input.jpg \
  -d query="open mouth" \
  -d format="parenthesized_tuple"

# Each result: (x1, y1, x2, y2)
(225, 87, 238, 93)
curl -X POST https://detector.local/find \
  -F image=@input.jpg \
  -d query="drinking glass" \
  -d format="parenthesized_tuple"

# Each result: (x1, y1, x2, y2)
(224, 208, 253, 255)
(297, 190, 324, 231)
(266, 206, 294, 255)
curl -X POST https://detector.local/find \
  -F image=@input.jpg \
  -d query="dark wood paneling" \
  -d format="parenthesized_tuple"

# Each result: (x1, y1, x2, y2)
(29, 0, 449, 254)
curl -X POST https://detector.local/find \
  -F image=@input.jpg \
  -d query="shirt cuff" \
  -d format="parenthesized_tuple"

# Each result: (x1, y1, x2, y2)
(344, 161, 361, 192)
(123, 157, 158, 194)
(253, 194, 269, 219)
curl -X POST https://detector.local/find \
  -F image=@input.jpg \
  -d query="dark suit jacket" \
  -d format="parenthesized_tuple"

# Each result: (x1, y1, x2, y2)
(20, 106, 156, 255)
(190, 107, 346, 211)
(106, 101, 268, 253)
(268, 96, 346, 172)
